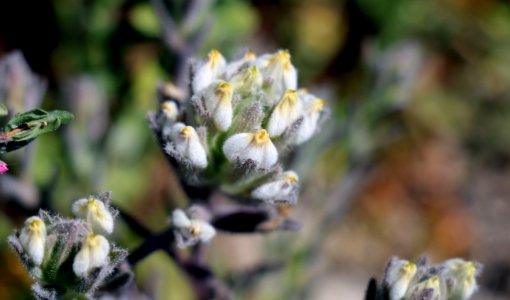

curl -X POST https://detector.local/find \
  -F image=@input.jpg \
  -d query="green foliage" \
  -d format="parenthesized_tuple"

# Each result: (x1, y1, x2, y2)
(1, 109, 74, 153)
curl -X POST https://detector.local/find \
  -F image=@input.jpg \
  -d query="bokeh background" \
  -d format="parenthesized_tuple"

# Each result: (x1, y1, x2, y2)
(1, 0, 510, 299)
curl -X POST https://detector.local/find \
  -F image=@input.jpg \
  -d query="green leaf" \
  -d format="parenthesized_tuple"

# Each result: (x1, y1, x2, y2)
(0, 109, 74, 153)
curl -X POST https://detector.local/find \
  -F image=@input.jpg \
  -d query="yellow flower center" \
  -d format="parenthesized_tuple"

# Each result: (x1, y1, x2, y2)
(285, 172, 298, 184)
(277, 89, 298, 110)
(253, 129, 270, 145)
(270, 50, 292, 72)
(86, 233, 100, 247)
(215, 81, 233, 103)
(312, 99, 326, 112)
(29, 219, 43, 231)
(244, 50, 257, 61)
(208, 49, 223, 69)
(180, 126, 193, 138)
(161, 102, 175, 111)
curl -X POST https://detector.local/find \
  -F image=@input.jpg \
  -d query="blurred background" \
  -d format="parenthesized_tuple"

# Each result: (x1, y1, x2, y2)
(1, 0, 510, 299)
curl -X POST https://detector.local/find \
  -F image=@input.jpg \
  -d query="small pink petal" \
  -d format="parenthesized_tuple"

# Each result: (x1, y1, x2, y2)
(0, 161, 8, 174)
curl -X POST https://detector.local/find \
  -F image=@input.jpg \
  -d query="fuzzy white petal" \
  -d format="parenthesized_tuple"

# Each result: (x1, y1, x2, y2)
(172, 209, 192, 228)
(251, 171, 298, 201)
(223, 130, 278, 169)
(192, 50, 226, 93)
(170, 123, 208, 169)
(73, 198, 114, 234)
(71, 198, 89, 218)
(20, 216, 46, 265)
(72, 246, 90, 277)
(198, 221, 216, 243)
(73, 234, 110, 277)
(385, 259, 417, 300)
(204, 81, 233, 131)
(267, 90, 302, 137)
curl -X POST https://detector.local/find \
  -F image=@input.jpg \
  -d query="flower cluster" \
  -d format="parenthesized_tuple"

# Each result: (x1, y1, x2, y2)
(8, 192, 129, 299)
(377, 256, 481, 300)
(154, 49, 327, 209)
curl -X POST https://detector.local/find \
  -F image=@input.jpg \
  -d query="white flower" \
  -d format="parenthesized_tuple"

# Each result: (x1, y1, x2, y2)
(407, 275, 441, 300)
(171, 209, 216, 247)
(73, 233, 110, 277)
(223, 129, 278, 169)
(229, 65, 263, 94)
(267, 89, 302, 137)
(192, 49, 226, 93)
(204, 81, 233, 131)
(166, 123, 208, 169)
(294, 93, 326, 144)
(443, 259, 478, 300)
(19, 216, 46, 265)
(384, 258, 417, 300)
(225, 50, 257, 79)
(251, 171, 299, 204)
(256, 50, 297, 103)
(72, 197, 114, 234)
(161, 101, 179, 121)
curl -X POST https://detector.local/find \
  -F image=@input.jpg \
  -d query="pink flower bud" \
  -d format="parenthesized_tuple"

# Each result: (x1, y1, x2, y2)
(0, 161, 8, 174)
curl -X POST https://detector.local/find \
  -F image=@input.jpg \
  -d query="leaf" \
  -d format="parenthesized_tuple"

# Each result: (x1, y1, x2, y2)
(1, 109, 74, 153)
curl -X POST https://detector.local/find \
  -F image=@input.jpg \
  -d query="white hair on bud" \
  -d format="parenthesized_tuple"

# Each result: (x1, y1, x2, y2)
(72, 197, 114, 234)
(192, 49, 226, 93)
(251, 171, 299, 203)
(203, 81, 233, 131)
(267, 89, 302, 137)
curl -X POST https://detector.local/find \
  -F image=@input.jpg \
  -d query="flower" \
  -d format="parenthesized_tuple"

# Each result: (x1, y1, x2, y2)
(192, 49, 226, 93)
(408, 275, 441, 300)
(0, 160, 8, 174)
(73, 233, 110, 277)
(166, 123, 208, 169)
(443, 259, 479, 300)
(223, 129, 278, 169)
(251, 171, 299, 204)
(224, 50, 257, 78)
(294, 93, 326, 144)
(72, 197, 114, 234)
(230, 65, 263, 94)
(204, 81, 234, 131)
(256, 50, 297, 103)
(171, 209, 216, 248)
(19, 216, 46, 265)
(161, 101, 179, 122)
(383, 257, 417, 300)
(267, 89, 302, 137)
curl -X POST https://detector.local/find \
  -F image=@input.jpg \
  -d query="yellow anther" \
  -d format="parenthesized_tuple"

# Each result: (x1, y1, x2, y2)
(29, 218, 43, 229)
(402, 262, 416, 275)
(180, 126, 193, 138)
(253, 129, 270, 145)
(244, 50, 257, 61)
(312, 99, 326, 112)
(270, 50, 292, 72)
(161, 102, 175, 110)
(286, 173, 298, 184)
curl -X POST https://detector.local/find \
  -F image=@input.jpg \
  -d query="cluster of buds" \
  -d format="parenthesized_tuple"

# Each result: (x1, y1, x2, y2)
(8, 192, 129, 299)
(373, 256, 482, 300)
(153, 49, 327, 212)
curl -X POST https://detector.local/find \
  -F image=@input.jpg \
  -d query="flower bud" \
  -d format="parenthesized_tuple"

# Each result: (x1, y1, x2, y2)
(166, 123, 208, 169)
(257, 50, 297, 102)
(19, 216, 46, 265)
(383, 258, 417, 300)
(72, 197, 114, 234)
(192, 49, 226, 93)
(443, 259, 479, 300)
(225, 50, 257, 78)
(171, 209, 216, 248)
(161, 101, 179, 122)
(230, 65, 263, 94)
(294, 94, 326, 144)
(408, 275, 441, 300)
(267, 90, 302, 137)
(223, 129, 278, 169)
(251, 171, 299, 204)
(73, 233, 110, 277)
(0, 160, 8, 174)
(204, 81, 233, 131)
